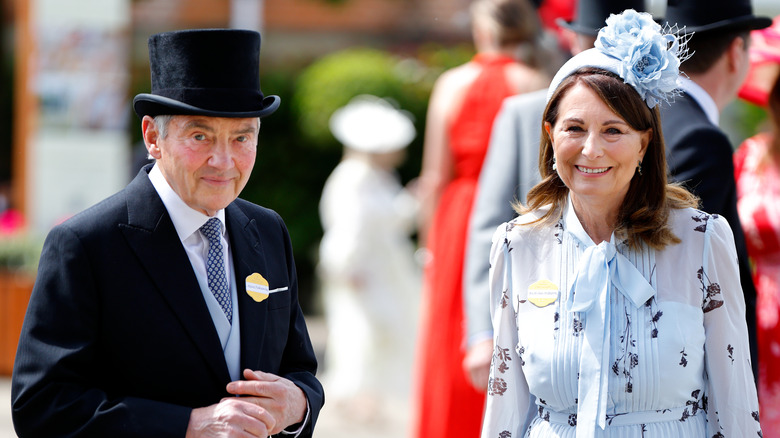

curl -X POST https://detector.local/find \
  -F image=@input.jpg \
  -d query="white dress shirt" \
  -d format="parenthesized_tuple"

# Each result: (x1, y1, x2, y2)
(678, 76, 719, 126)
(148, 164, 242, 381)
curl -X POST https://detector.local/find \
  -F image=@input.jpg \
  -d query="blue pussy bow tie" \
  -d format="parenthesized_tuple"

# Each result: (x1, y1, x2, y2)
(563, 201, 655, 438)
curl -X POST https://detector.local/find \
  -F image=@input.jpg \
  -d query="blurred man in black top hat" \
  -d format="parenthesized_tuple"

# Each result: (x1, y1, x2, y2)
(661, 0, 771, 382)
(463, 0, 649, 391)
(11, 29, 324, 437)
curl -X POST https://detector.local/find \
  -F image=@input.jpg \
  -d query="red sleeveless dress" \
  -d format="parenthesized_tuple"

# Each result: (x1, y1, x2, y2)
(413, 54, 519, 438)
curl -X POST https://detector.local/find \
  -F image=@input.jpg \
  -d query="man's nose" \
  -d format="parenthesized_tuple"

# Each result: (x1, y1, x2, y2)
(209, 141, 234, 169)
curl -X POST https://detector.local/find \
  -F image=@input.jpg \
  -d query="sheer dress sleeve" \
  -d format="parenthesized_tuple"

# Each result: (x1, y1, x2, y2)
(481, 222, 535, 438)
(701, 214, 761, 436)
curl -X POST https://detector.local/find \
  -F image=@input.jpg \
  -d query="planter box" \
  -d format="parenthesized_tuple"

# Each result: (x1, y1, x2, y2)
(0, 270, 35, 375)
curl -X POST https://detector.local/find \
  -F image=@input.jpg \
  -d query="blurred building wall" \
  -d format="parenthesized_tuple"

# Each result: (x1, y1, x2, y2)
(7, 0, 477, 233)
(22, 0, 132, 231)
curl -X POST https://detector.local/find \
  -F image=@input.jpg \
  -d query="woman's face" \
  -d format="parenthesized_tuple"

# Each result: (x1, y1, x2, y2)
(546, 82, 650, 212)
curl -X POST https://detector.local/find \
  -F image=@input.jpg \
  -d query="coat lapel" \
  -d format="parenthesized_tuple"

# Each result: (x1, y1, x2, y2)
(119, 170, 231, 383)
(226, 203, 269, 371)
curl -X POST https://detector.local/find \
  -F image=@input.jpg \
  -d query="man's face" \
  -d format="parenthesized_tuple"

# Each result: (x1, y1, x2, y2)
(145, 115, 259, 216)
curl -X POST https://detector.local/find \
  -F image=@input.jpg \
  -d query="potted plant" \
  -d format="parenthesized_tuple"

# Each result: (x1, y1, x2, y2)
(0, 229, 43, 375)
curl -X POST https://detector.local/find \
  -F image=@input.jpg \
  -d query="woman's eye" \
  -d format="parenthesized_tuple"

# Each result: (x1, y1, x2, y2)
(565, 125, 583, 132)
(605, 127, 623, 135)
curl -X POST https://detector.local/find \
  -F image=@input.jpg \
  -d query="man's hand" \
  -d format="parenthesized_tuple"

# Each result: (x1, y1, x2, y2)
(186, 397, 276, 438)
(463, 338, 494, 392)
(226, 369, 307, 435)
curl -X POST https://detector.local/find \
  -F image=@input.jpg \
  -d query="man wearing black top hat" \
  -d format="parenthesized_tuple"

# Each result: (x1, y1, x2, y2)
(462, 0, 649, 391)
(10, 29, 324, 437)
(660, 0, 772, 382)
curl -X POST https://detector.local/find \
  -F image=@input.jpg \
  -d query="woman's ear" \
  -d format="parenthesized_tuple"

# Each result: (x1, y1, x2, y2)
(544, 121, 553, 143)
(639, 128, 652, 159)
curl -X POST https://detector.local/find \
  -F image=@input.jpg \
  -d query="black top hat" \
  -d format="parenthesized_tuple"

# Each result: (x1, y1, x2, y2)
(557, 0, 646, 36)
(664, 0, 771, 34)
(133, 29, 280, 119)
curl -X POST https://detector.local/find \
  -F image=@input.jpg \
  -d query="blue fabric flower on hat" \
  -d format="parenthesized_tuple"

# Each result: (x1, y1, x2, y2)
(596, 9, 684, 107)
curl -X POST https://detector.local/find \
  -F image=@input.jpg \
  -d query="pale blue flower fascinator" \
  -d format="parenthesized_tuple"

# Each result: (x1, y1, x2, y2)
(546, 9, 691, 108)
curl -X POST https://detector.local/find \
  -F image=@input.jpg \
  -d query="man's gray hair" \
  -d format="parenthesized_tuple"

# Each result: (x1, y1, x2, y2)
(153, 115, 175, 140)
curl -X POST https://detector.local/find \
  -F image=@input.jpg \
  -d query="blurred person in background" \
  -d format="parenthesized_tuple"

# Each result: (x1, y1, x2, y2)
(463, 0, 649, 393)
(412, 0, 549, 436)
(734, 15, 780, 434)
(317, 95, 420, 425)
(660, 0, 772, 381)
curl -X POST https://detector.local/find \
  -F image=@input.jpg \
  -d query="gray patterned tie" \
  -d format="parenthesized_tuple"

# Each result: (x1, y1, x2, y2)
(200, 218, 232, 324)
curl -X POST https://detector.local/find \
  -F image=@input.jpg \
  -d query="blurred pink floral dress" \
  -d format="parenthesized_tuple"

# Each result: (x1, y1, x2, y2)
(735, 132, 780, 433)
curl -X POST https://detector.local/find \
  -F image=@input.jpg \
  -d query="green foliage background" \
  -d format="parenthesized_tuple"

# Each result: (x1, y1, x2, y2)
(241, 45, 472, 312)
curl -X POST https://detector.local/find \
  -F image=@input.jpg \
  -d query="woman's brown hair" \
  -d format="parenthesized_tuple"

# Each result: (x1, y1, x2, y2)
(518, 67, 698, 249)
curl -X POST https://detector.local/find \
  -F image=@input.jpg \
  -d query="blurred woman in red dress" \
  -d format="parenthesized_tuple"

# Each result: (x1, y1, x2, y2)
(413, 0, 549, 437)
(735, 14, 780, 436)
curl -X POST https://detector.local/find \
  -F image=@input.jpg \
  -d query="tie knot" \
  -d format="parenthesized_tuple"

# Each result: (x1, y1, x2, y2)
(201, 218, 222, 244)
(595, 241, 616, 261)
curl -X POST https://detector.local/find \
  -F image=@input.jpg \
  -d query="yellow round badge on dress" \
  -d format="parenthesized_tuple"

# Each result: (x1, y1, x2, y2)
(528, 279, 559, 308)
(246, 273, 270, 302)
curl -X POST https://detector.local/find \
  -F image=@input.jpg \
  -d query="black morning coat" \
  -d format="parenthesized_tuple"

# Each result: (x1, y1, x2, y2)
(10, 165, 324, 437)
(661, 92, 759, 381)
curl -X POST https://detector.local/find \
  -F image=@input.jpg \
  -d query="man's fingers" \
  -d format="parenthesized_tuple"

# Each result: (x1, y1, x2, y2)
(223, 370, 307, 435)
(227, 370, 283, 397)
(186, 398, 275, 438)
(242, 368, 279, 382)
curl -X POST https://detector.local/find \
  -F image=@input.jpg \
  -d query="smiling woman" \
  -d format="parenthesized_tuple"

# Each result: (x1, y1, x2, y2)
(544, 80, 651, 242)
(480, 9, 762, 438)
(534, 69, 666, 247)
(525, 64, 693, 251)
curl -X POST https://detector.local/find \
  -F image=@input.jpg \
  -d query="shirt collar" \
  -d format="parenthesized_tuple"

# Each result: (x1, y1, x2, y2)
(148, 164, 226, 242)
(678, 76, 719, 126)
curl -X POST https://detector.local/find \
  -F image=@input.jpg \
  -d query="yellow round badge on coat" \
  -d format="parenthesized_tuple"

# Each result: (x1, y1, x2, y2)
(246, 273, 270, 302)
(528, 279, 559, 308)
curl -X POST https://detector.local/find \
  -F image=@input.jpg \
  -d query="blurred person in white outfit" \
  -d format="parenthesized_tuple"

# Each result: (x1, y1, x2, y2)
(318, 95, 421, 421)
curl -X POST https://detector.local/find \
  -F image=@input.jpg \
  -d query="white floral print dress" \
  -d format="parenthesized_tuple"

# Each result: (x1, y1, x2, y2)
(481, 197, 761, 438)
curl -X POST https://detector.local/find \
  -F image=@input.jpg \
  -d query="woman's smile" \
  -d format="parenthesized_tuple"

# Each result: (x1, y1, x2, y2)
(575, 165, 611, 174)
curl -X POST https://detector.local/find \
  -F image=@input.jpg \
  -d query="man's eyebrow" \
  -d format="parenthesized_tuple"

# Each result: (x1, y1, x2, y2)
(182, 120, 215, 132)
(234, 125, 258, 135)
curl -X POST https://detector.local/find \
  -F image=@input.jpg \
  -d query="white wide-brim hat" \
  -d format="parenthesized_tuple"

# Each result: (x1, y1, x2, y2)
(329, 95, 416, 153)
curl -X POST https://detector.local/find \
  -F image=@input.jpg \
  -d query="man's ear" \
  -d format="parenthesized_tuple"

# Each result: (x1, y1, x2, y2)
(141, 116, 161, 159)
(728, 35, 748, 74)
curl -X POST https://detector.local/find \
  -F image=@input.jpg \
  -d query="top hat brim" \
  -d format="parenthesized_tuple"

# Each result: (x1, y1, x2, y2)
(556, 17, 600, 37)
(672, 16, 772, 34)
(557, 15, 665, 38)
(133, 93, 280, 119)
